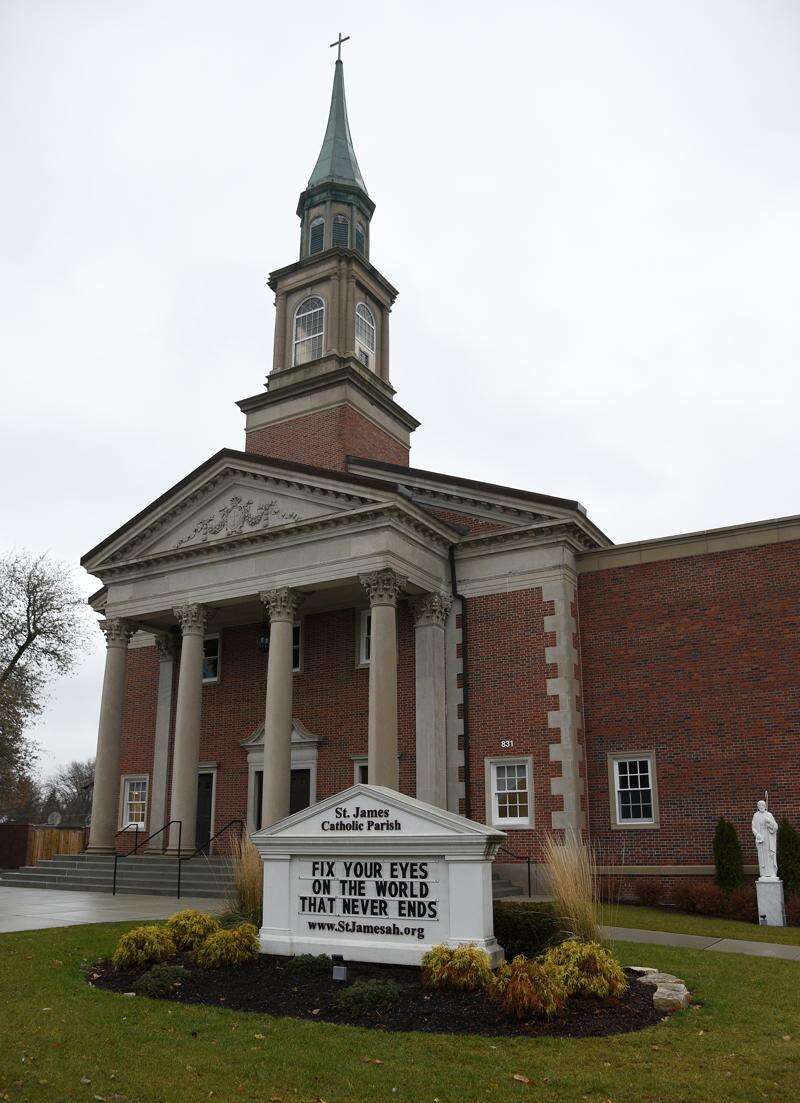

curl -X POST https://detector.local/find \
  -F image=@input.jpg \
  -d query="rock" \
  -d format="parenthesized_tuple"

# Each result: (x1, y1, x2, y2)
(636, 971, 681, 987)
(653, 983, 691, 1012)
(627, 966, 658, 976)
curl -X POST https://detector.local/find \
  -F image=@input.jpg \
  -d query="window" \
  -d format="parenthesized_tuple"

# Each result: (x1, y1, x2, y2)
(293, 296, 325, 365)
(355, 302, 375, 370)
(292, 622, 302, 672)
(202, 636, 220, 683)
(355, 221, 366, 254)
(486, 758, 532, 827)
(309, 217, 324, 254)
(610, 753, 658, 826)
(332, 213, 349, 247)
(359, 609, 371, 665)
(353, 758, 368, 784)
(122, 776, 148, 828)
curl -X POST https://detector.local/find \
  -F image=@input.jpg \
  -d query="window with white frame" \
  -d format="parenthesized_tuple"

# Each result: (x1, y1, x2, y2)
(202, 636, 220, 683)
(489, 758, 532, 826)
(355, 302, 375, 369)
(309, 217, 324, 254)
(353, 757, 368, 784)
(122, 777, 148, 828)
(612, 755, 656, 825)
(358, 609, 371, 665)
(293, 296, 325, 365)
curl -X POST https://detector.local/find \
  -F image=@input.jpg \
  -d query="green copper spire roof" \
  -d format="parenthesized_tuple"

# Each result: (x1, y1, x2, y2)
(307, 60, 368, 194)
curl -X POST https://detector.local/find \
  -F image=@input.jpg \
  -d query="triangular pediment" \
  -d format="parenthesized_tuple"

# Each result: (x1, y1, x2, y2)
(83, 451, 387, 572)
(253, 784, 504, 842)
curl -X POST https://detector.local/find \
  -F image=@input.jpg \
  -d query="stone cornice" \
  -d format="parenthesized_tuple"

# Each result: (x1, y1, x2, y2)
(92, 501, 456, 583)
(457, 519, 603, 553)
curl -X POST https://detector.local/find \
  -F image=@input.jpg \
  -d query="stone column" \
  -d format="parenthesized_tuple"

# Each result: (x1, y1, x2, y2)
(273, 291, 288, 371)
(166, 604, 207, 854)
(359, 569, 406, 790)
(412, 592, 452, 808)
(148, 631, 177, 850)
(379, 307, 391, 382)
(260, 588, 304, 828)
(87, 618, 137, 853)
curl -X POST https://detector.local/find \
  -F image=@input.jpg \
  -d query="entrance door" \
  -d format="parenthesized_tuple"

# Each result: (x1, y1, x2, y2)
(289, 768, 311, 815)
(195, 772, 214, 852)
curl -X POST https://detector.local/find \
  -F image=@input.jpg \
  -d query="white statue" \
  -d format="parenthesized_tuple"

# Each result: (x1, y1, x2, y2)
(752, 800, 779, 881)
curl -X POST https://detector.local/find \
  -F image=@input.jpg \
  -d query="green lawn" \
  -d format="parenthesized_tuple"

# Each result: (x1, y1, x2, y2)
(1, 923, 799, 1102)
(602, 902, 800, 945)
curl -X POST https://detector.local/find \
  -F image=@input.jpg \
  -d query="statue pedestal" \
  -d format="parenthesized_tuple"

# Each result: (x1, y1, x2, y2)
(756, 878, 786, 927)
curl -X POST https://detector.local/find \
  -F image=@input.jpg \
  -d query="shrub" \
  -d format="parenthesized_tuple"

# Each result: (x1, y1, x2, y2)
(225, 834, 263, 926)
(421, 944, 493, 992)
(490, 956, 569, 1021)
(112, 925, 176, 969)
(785, 893, 800, 927)
(542, 939, 627, 1000)
(134, 963, 190, 998)
(714, 818, 744, 892)
(542, 829, 600, 942)
(493, 901, 564, 959)
(675, 881, 727, 916)
(336, 979, 401, 1016)
(633, 877, 664, 907)
(727, 886, 757, 923)
(286, 954, 332, 976)
(165, 909, 221, 951)
(778, 819, 800, 897)
(194, 923, 260, 968)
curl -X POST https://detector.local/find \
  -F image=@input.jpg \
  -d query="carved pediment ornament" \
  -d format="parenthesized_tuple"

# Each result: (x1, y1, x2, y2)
(359, 568, 407, 608)
(175, 495, 301, 549)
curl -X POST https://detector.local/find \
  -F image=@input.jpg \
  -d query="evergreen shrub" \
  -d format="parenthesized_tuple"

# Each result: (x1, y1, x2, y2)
(713, 818, 744, 892)
(778, 819, 800, 897)
(165, 909, 221, 951)
(490, 956, 569, 1021)
(112, 925, 176, 969)
(134, 963, 190, 998)
(421, 944, 493, 992)
(286, 954, 332, 976)
(194, 923, 259, 968)
(492, 901, 563, 959)
(542, 939, 627, 999)
(336, 979, 401, 1015)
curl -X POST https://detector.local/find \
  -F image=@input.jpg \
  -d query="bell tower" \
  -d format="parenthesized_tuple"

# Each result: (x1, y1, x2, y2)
(238, 44, 419, 472)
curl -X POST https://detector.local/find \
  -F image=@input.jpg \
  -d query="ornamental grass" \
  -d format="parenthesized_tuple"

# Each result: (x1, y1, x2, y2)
(542, 829, 600, 943)
(490, 955, 569, 1020)
(226, 834, 263, 925)
(165, 909, 220, 951)
(542, 938, 628, 1000)
(194, 923, 260, 968)
(420, 944, 493, 992)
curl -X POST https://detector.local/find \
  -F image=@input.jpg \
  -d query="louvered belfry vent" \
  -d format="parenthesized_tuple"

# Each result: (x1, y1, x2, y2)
(309, 218, 324, 254)
(332, 214, 350, 247)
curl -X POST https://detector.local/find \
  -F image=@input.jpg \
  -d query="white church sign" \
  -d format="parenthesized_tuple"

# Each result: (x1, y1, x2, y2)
(252, 784, 506, 966)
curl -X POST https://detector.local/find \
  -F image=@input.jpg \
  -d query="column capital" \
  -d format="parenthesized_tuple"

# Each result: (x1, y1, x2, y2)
(411, 591, 453, 629)
(260, 587, 304, 623)
(359, 568, 406, 608)
(153, 631, 178, 661)
(173, 603, 208, 637)
(99, 618, 137, 648)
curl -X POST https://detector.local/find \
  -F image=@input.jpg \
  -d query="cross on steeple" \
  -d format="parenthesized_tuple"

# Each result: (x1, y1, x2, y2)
(329, 32, 350, 61)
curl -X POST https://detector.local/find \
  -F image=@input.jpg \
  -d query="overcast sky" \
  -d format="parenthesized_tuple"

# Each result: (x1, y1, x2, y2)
(2, 0, 798, 777)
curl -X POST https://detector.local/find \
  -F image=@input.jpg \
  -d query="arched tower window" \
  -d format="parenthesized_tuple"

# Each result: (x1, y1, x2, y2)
(355, 302, 376, 369)
(309, 217, 325, 255)
(293, 296, 325, 365)
(332, 213, 350, 247)
(355, 221, 366, 255)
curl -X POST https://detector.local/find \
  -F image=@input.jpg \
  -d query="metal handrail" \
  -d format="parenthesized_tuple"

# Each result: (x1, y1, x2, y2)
(176, 819, 245, 898)
(112, 819, 182, 896)
(496, 843, 533, 898)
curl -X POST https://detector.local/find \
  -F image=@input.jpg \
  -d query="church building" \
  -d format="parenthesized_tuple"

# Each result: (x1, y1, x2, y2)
(80, 55, 800, 893)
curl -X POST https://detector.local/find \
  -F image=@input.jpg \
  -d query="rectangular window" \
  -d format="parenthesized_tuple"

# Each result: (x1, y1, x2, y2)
(613, 756, 656, 825)
(122, 777, 148, 828)
(353, 758, 368, 785)
(202, 636, 220, 683)
(487, 758, 532, 827)
(359, 609, 371, 665)
(292, 622, 302, 672)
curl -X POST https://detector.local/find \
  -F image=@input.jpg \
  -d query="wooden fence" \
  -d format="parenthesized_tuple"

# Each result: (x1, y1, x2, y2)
(30, 827, 85, 864)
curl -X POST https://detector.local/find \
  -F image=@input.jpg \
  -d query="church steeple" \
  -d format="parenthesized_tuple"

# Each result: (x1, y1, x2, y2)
(296, 54, 375, 261)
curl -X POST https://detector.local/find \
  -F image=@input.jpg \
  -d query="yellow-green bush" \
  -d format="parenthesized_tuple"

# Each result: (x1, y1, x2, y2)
(490, 955, 569, 1020)
(541, 939, 627, 999)
(112, 925, 176, 969)
(194, 922, 260, 968)
(421, 944, 493, 991)
(165, 909, 220, 951)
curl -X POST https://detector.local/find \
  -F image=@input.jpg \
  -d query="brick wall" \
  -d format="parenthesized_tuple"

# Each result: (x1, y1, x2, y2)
(578, 540, 800, 868)
(117, 605, 417, 847)
(245, 406, 409, 471)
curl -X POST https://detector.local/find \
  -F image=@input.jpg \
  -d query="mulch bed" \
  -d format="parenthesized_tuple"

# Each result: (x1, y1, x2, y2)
(88, 957, 664, 1038)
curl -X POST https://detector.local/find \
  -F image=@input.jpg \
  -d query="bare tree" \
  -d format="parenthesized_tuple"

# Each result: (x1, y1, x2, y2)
(46, 757, 95, 824)
(0, 550, 93, 791)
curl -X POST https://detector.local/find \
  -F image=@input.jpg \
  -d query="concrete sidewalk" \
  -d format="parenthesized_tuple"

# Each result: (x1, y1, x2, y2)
(0, 886, 224, 933)
(602, 923, 800, 961)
